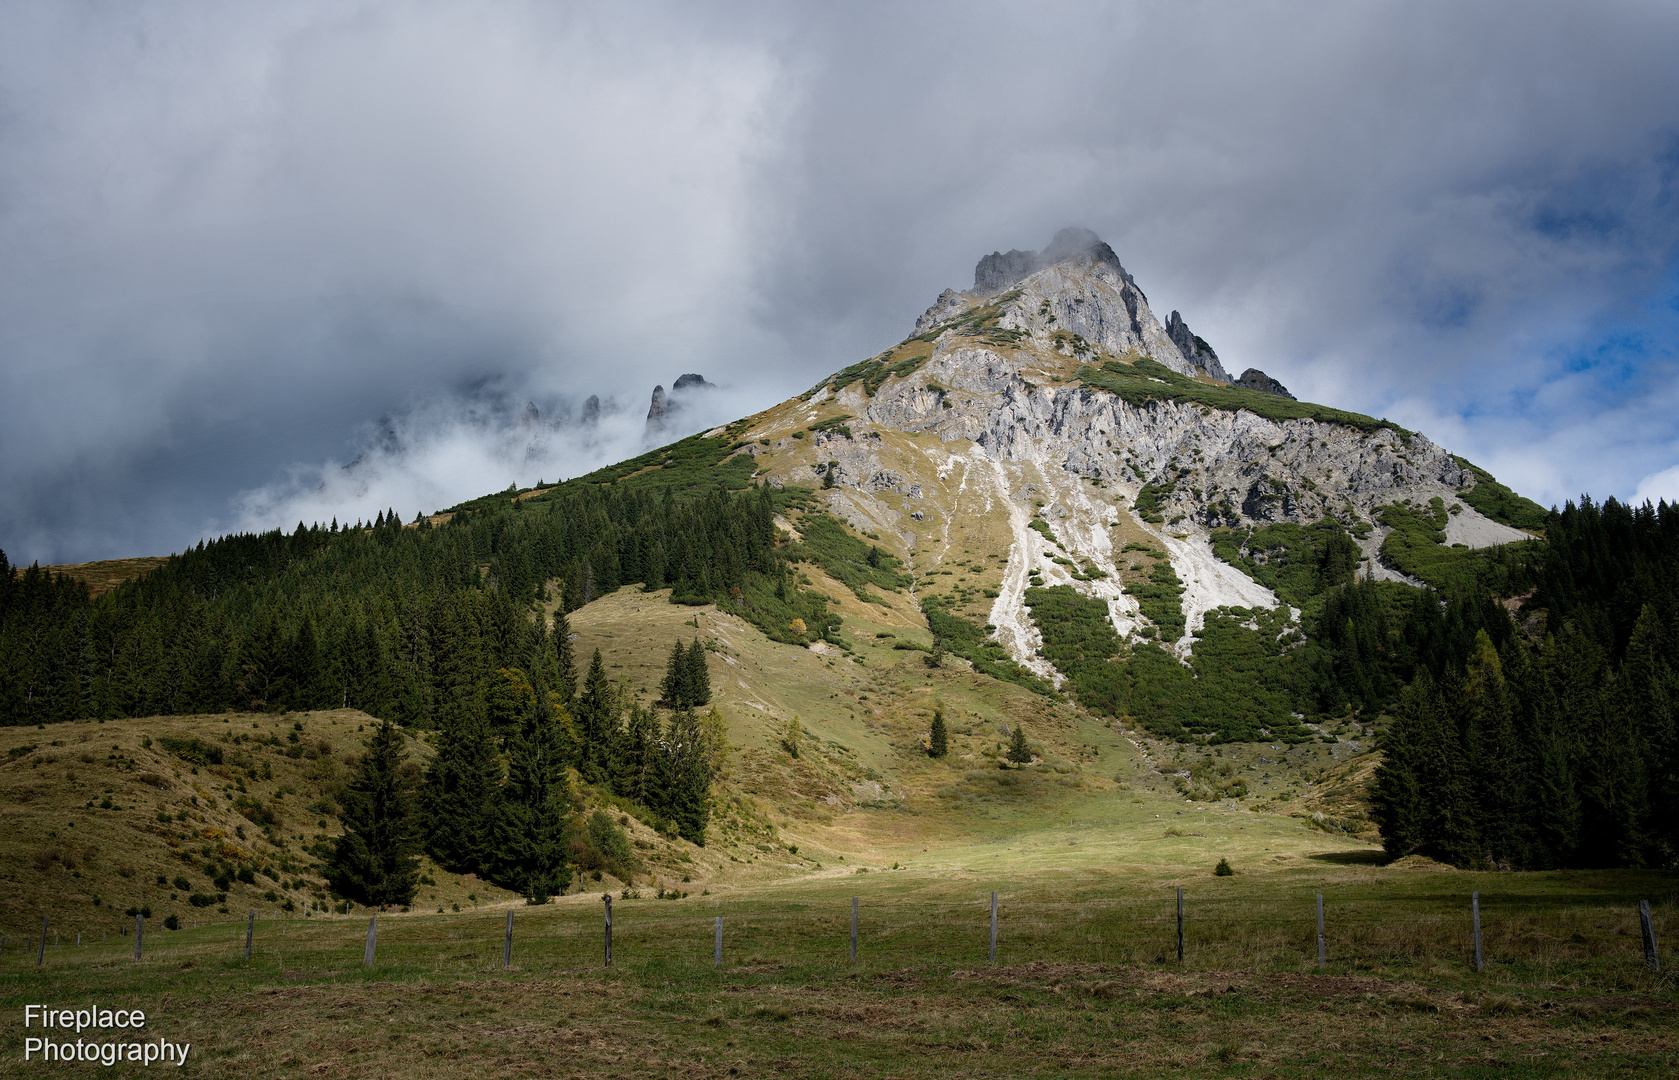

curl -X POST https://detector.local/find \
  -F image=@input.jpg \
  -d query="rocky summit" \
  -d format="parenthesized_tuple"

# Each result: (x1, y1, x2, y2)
(720, 228, 1538, 681)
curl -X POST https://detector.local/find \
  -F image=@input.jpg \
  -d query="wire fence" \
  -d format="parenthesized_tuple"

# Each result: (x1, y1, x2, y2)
(7, 888, 1672, 985)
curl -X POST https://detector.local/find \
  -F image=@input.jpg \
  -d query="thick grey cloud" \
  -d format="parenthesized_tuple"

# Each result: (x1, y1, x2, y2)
(3, 1, 1678, 563)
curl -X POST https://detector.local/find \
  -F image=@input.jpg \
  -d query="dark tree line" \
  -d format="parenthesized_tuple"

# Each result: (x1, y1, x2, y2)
(0, 481, 825, 729)
(1370, 498, 1678, 869)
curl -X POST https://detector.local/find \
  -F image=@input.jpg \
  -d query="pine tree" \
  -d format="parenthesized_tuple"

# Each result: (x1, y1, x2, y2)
(485, 667, 535, 741)
(660, 708, 712, 844)
(552, 608, 577, 705)
(1006, 723, 1032, 764)
(928, 707, 948, 758)
(1370, 678, 1431, 859)
(685, 638, 711, 705)
(287, 615, 324, 711)
(326, 721, 420, 907)
(573, 649, 617, 785)
(1462, 632, 1523, 867)
(237, 617, 286, 712)
(660, 640, 689, 707)
(422, 708, 502, 875)
(489, 684, 574, 902)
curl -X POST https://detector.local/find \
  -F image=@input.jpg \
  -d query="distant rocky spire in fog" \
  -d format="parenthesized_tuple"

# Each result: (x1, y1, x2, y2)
(644, 374, 716, 439)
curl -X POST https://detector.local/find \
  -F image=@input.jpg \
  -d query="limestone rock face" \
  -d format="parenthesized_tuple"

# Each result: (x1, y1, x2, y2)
(913, 289, 968, 336)
(1235, 369, 1296, 399)
(746, 231, 1535, 671)
(914, 228, 1217, 378)
(1165, 311, 1231, 382)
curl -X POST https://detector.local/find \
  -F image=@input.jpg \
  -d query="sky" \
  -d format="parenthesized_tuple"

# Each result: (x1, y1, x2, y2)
(3, 0, 1678, 565)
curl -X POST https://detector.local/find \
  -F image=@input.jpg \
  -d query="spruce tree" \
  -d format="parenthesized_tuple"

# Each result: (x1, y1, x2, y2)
(573, 649, 616, 785)
(660, 640, 689, 707)
(659, 709, 712, 844)
(685, 638, 711, 705)
(422, 708, 502, 874)
(490, 685, 574, 902)
(552, 609, 577, 705)
(928, 708, 948, 758)
(485, 667, 536, 741)
(1006, 723, 1032, 764)
(326, 720, 420, 907)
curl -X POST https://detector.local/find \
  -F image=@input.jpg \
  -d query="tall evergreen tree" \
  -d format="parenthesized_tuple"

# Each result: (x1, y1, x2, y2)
(573, 649, 616, 785)
(685, 638, 711, 705)
(326, 720, 421, 907)
(660, 640, 690, 707)
(657, 708, 712, 844)
(490, 680, 574, 902)
(422, 708, 502, 874)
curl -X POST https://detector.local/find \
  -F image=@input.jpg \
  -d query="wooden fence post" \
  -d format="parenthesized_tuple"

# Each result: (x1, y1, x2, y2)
(363, 915, 377, 967)
(1316, 894, 1326, 966)
(504, 910, 514, 969)
(1640, 900, 1661, 973)
(602, 894, 612, 968)
(37, 917, 47, 967)
(1471, 892, 1483, 973)
(1176, 888, 1185, 964)
(134, 914, 143, 961)
(245, 911, 254, 961)
(714, 916, 722, 968)
(989, 892, 998, 965)
(850, 897, 858, 964)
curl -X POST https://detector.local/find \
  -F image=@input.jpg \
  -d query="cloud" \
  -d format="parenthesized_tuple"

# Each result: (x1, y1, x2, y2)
(1634, 464, 1679, 506)
(3, 1, 1679, 561)
(228, 374, 750, 534)
(0, 0, 795, 561)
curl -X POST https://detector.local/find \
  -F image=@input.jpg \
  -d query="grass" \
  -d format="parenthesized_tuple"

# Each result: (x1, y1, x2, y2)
(35, 556, 169, 596)
(448, 432, 759, 514)
(1077, 359, 1414, 439)
(6, 858, 1674, 1078)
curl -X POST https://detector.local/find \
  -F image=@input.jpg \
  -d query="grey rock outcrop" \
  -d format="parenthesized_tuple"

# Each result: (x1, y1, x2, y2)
(973, 227, 1131, 294)
(913, 289, 968, 336)
(644, 373, 716, 439)
(913, 228, 1229, 380)
(1165, 311, 1231, 382)
(645, 385, 669, 431)
(1235, 369, 1296, 399)
(580, 395, 602, 427)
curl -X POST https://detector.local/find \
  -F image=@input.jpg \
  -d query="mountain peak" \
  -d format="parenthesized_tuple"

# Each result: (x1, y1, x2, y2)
(913, 229, 1226, 380)
(973, 226, 1131, 294)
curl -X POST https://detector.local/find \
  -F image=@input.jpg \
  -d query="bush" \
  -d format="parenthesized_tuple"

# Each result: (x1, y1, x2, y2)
(579, 809, 638, 882)
(188, 893, 216, 907)
(163, 915, 180, 931)
(172, 876, 191, 892)
(1214, 858, 1234, 876)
